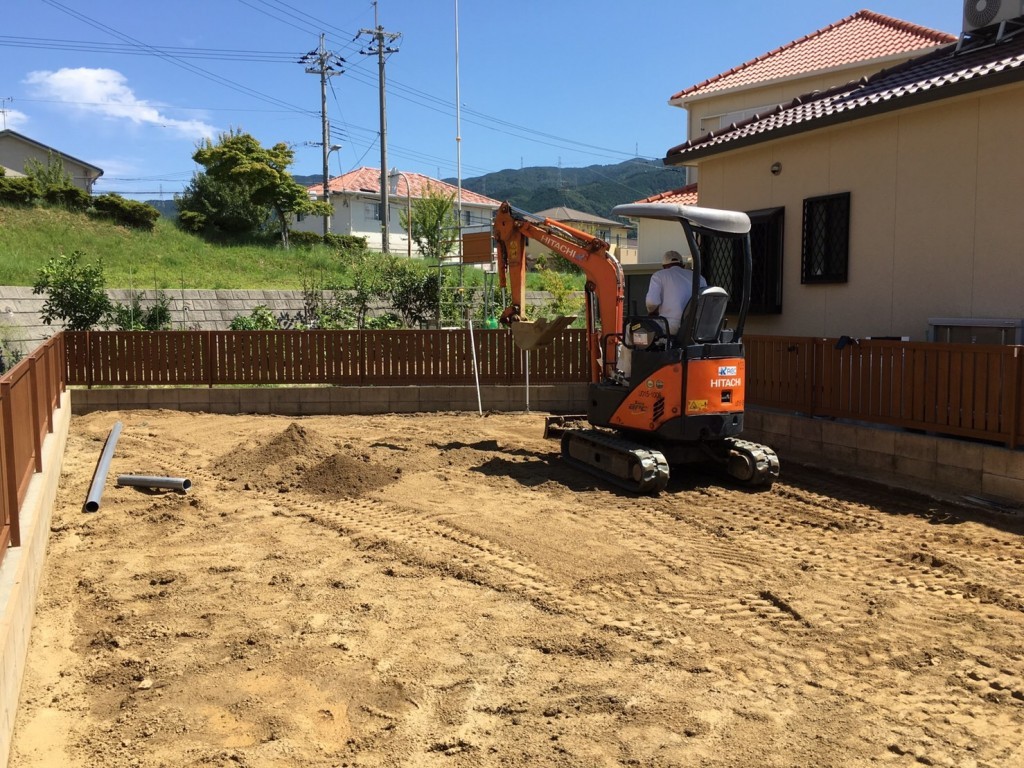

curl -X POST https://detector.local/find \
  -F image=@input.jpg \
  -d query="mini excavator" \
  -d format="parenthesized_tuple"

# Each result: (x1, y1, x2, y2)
(492, 201, 779, 494)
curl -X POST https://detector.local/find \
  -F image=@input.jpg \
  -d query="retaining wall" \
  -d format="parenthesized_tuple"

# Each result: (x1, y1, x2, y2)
(0, 391, 71, 767)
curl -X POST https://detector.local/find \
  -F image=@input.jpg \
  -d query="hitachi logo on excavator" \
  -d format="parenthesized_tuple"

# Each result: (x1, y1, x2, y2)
(710, 377, 742, 388)
(537, 233, 583, 261)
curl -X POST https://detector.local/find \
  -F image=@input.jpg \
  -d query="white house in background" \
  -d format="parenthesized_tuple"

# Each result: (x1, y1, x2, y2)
(297, 166, 501, 254)
(0, 129, 104, 193)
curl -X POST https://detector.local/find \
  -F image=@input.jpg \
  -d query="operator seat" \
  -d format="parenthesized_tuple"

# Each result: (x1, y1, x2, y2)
(689, 286, 730, 344)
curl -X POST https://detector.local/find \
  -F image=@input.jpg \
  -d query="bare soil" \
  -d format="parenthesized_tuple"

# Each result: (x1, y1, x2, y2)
(10, 409, 1024, 768)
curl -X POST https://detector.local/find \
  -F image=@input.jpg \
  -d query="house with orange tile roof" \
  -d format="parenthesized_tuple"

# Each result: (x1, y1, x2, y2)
(295, 166, 501, 255)
(660, 10, 1024, 342)
(621, 10, 960, 328)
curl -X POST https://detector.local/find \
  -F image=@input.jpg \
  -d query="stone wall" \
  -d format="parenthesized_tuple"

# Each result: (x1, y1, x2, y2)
(0, 287, 556, 356)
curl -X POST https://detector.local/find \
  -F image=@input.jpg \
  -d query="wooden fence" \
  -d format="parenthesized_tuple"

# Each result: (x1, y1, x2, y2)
(64, 329, 591, 387)
(745, 336, 1023, 449)
(0, 333, 65, 566)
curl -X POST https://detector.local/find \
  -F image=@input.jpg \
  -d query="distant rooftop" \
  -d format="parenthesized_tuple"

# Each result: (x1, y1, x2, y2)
(669, 10, 955, 104)
(312, 167, 501, 208)
(534, 206, 624, 227)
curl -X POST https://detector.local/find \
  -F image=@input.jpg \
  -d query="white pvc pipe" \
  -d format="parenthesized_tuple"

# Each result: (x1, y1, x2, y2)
(467, 316, 482, 415)
(85, 421, 123, 513)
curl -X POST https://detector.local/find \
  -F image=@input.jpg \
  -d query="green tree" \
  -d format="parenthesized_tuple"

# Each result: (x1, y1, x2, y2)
(33, 251, 113, 331)
(191, 130, 329, 247)
(401, 186, 458, 264)
(381, 256, 440, 328)
(175, 170, 271, 238)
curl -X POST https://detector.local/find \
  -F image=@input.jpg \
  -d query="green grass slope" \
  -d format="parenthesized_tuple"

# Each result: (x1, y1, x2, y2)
(0, 205, 345, 290)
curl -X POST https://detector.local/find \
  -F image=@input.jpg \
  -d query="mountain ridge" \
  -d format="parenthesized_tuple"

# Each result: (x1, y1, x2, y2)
(147, 160, 687, 220)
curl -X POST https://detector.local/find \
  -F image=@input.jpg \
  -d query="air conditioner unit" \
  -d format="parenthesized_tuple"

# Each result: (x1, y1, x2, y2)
(963, 0, 1024, 33)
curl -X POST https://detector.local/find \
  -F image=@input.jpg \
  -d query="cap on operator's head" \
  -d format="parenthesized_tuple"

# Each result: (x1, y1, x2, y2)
(662, 250, 684, 265)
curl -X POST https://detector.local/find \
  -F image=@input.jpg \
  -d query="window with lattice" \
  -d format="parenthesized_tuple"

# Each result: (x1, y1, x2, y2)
(697, 207, 784, 315)
(801, 193, 849, 284)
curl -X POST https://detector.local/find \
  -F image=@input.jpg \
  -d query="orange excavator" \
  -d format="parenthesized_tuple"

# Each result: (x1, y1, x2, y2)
(493, 201, 779, 494)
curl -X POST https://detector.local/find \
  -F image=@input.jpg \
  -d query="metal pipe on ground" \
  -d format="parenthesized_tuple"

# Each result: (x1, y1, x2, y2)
(85, 421, 123, 513)
(116, 475, 192, 492)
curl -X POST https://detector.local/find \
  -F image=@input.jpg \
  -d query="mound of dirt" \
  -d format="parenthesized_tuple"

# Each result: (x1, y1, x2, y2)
(299, 453, 398, 497)
(211, 422, 396, 497)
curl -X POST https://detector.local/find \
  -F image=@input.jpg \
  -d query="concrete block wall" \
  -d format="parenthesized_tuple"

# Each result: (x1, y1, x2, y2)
(744, 409, 1024, 504)
(70, 384, 591, 418)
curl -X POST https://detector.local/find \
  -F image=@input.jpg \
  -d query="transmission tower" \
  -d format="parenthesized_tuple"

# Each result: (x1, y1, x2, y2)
(300, 35, 345, 237)
(357, 3, 401, 253)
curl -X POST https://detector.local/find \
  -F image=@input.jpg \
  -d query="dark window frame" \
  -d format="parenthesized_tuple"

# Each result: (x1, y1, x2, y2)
(697, 206, 784, 315)
(801, 192, 850, 284)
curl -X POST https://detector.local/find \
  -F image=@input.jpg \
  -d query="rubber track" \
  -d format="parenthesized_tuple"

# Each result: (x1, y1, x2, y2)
(561, 429, 670, 495)
(724, 437, 780, 487)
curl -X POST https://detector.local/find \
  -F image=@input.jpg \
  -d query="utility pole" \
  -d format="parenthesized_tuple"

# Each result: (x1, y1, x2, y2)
(358, 2, 400, 253)
(300, 36, 344, 237)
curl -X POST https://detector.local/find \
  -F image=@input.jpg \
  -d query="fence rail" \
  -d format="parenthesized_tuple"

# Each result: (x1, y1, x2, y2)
(0, 334, 66, 569)
(64, 329, 591, 387)
(745, 336, 1023, 449)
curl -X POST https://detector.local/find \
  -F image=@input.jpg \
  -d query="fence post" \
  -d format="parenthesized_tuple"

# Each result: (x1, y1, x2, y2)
(86, 331, 94, 389)
(1, 381, 21, 548)
(1009, 346, 1021, 450)
(205, 330, 214, 388)
(28, 357, 42, 473)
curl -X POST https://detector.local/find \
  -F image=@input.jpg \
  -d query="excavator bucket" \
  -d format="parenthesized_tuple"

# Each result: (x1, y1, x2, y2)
(510, 316, 576, 351)
(543, 414, 589, 440)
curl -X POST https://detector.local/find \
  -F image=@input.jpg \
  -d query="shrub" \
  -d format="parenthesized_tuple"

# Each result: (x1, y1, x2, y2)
(106, 291, 173, 330)
(324, 233, 367, 251)
(0, 176, 40, 206)
(91, 193, 160, 231)
(288, 230, 325, 248)
(44, 185, 92, 212)
(229, 305, 280, 330)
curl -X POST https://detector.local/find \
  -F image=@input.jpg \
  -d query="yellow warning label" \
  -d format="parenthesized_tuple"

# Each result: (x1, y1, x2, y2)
(687, 399, 709, 413)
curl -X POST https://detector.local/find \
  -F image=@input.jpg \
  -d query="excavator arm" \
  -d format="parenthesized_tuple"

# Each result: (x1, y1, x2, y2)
(492, 201, 624, 383)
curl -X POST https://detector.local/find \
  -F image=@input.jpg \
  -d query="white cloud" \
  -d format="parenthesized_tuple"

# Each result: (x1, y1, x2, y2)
(1, 108, 29, 131)
(23, 67, 217, 139)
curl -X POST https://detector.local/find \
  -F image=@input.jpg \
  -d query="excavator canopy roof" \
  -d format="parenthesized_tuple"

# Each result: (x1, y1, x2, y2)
(612, 203, 751, 235)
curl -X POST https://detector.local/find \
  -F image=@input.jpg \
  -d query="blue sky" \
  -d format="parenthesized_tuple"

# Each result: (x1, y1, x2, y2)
(1, 1, 964, 199)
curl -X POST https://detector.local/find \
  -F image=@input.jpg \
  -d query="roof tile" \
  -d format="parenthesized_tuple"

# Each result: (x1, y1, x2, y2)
(671, 10, 954, 102)
(309, 166, 500, 208)
(666, 32, 1024, 162)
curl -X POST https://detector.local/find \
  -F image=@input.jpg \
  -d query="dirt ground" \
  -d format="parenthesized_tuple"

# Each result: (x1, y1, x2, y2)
(9, 409, 1024, 768)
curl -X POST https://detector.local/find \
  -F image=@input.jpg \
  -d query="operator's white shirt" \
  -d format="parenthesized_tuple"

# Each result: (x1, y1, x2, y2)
(645, 266, 707, 335)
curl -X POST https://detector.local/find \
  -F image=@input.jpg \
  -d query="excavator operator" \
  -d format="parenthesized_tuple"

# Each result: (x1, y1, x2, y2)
(645, 250, 707, 336)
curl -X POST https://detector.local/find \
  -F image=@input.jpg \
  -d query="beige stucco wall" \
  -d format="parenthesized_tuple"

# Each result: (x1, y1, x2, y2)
(691, 83, 1024, 339)
(0, 137, 99, 193)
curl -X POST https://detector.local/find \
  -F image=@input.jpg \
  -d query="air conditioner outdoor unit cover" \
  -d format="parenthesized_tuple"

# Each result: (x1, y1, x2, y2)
(963, 0, 1024, 32)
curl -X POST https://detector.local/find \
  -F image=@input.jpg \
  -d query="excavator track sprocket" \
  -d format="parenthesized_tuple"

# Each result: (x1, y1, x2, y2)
(560, 429, 670, 495)
(722, 438, 780, 487)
